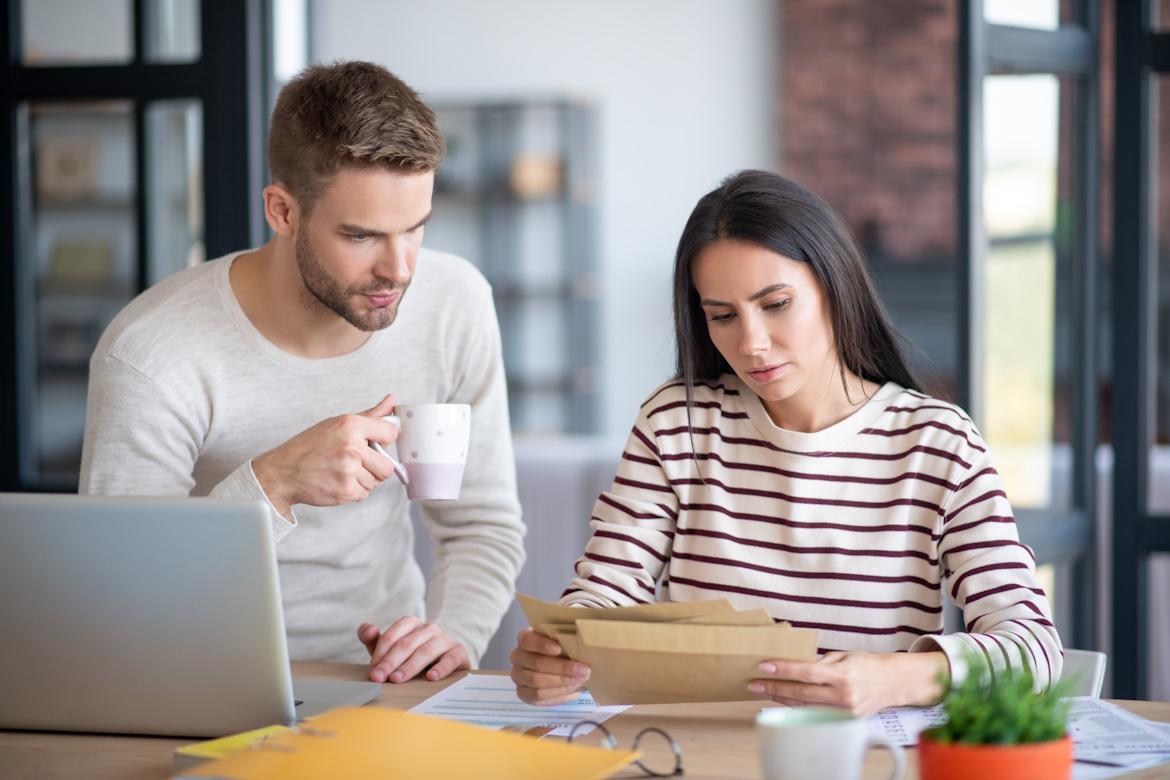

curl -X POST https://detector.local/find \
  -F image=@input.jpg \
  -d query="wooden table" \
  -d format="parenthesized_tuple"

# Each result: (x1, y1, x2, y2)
(2, 662, 1169, 779)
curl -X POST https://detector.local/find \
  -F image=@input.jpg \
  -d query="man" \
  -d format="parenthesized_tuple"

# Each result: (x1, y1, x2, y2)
(79, 61, 525, 684)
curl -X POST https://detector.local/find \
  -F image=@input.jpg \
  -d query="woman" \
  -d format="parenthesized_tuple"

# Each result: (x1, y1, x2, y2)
(510, 171, 1061, 716)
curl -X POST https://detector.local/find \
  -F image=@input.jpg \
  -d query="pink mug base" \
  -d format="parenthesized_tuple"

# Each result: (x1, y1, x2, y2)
(404, 462, 465, 501)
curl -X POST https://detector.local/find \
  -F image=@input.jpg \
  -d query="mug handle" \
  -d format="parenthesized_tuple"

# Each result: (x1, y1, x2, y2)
(370, 415, 410, 486)
(868, 736, 905, 780)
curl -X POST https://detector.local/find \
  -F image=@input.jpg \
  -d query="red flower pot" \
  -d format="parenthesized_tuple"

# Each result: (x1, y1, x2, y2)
(918, 733, 1073, 780)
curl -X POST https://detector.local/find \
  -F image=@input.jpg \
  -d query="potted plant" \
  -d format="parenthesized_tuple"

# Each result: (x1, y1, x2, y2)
(918, 653, 1074, 780)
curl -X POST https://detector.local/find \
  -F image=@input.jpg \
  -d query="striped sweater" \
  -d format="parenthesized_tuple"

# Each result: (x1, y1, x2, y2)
(560, 376, 1063, 688)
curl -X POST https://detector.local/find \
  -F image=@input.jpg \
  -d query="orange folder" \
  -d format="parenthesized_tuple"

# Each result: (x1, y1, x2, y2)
(178, 706, 638, 780)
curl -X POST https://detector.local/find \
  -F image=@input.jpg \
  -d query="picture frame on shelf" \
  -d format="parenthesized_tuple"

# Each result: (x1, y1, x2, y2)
(44, 239, 115, 289)
(36, 136, 100, 203)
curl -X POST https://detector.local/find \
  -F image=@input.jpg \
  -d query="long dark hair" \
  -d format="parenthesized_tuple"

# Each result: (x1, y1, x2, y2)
(673, 170, 920, 411)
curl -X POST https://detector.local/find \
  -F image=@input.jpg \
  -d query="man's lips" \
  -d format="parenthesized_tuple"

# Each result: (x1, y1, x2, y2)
(364, 291, 401, 307)
(747, 363, 789, 382)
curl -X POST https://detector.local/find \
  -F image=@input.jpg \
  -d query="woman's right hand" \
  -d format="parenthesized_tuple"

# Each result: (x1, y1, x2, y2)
(510, 628, 592, 705)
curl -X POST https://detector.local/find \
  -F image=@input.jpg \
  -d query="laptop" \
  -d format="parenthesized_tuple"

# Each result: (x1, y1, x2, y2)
(0, 493, 380, 737)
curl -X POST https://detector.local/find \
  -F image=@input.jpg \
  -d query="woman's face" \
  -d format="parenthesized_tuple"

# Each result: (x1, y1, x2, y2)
(692, 238, 837, 406)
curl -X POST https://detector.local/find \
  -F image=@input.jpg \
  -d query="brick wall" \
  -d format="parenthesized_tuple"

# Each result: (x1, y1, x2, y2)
(779, 0, 957, 264)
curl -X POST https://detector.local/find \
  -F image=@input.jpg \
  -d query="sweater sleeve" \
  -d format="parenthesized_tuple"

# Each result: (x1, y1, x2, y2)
(560, 404, 680, 607)
(416, 290, 526, 667)
(78, 352, 298, 541)
(910, 442, 1063, 689)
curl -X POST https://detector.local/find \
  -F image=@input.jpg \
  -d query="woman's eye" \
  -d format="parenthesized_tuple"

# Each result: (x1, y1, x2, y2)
(765, 299, 791, 312)
(708, 312, 733, 323)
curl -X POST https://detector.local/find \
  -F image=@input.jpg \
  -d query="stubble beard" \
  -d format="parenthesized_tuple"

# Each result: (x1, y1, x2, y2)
(294, 228, 408, 332)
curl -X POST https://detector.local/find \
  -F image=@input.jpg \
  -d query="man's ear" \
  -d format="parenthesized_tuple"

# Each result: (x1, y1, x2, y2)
(263, 183, 302, 237)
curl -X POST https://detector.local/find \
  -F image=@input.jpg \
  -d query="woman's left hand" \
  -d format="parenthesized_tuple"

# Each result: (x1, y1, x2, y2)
(748, 651, 948, 717)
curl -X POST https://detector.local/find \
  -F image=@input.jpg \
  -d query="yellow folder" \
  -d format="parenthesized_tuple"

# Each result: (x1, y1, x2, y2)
(177, 706, 638, 780)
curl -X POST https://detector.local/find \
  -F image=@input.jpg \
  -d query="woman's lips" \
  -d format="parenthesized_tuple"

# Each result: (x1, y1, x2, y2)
(364, 291, 401, 308)
(747, 363, 788, 383)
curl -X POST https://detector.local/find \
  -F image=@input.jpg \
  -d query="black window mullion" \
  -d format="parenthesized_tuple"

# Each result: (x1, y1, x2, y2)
(1150, 33, 1170, 72)
(133, 0, 146, 64)
(1146, 519, 1170, 552)
(957, 0, 985, 421)
(201, 0, 265, 256)
(1068, 0, 1101, 655)
(8, 64, 204, 102)
(133, 100, 149, 294)
(1111, 0, 1155, 701)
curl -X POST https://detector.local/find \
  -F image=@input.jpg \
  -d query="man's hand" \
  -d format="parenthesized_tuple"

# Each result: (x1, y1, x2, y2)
(357, 617, 471, 683)
(747, 651, 948, 717)
(253, 395, 401, 518)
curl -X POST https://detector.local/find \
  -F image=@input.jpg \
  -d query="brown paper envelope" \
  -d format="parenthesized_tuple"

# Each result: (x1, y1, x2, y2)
(516, 593, 736, 639)
(540, 610, 773, 658)
(574, 620, 818, 705)
(671, 608, 774, 626)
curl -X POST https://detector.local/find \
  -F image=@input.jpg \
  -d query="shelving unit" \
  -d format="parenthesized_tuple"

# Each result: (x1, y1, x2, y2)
(430, 100, 599, 434)
(2, 2, 262, 492)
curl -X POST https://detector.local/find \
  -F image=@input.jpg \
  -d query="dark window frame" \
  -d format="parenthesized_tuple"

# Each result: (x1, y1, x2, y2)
(1112, 0, 1170, 700)
(1, 0, 268, 491)
(957, 0, 1101, 656)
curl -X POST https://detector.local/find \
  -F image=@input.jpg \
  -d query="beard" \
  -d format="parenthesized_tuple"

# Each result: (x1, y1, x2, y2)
(295, 228, 409, 332)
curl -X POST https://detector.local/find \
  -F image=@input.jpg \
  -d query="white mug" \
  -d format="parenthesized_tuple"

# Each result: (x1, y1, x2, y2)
(370, 404, 471, 501)
(756, 706, 904, 780)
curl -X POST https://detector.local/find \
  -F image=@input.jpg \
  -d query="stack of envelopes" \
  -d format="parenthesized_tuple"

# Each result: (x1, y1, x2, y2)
(517, 594, 819, 705)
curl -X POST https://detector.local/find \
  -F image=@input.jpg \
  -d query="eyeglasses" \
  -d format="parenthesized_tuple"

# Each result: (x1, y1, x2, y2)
(566, 719, 684, 777)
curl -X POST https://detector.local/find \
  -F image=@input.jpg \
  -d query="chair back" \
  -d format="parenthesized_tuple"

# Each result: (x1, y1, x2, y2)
(1062, 648, 1107, 698)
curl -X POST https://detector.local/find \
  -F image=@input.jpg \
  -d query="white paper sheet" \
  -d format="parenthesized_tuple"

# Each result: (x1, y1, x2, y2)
(866, 705, 947, 746)
(866, 697, 1170, 779)
(409, 674, 630, 737)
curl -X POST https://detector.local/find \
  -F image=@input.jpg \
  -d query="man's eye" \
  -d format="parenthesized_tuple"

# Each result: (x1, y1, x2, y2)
(349, 233, 370, 242)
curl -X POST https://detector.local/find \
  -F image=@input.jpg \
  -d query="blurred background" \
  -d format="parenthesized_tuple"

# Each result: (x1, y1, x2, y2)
(2, 0, 1167, 700)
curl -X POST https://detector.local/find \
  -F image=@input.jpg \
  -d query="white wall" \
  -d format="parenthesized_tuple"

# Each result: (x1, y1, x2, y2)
(311, 0, 777, 435)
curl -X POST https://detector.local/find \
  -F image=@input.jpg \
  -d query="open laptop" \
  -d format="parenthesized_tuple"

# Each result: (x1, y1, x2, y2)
(0, 493, 380, 737)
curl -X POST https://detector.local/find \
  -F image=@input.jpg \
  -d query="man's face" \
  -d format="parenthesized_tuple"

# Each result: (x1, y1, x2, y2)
(294, 166, 434, 331)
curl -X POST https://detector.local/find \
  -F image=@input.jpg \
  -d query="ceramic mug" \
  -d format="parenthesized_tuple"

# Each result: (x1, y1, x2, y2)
(756, 706, 905, 780)
(370, 403, 471, 500)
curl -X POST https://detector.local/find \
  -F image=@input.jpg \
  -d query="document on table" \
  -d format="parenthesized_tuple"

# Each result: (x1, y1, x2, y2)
(866, 704, 946, 746)
(409, 674, 630, 737)
(866, 698, 1170, 780)
(1066, 698, 1170, 777)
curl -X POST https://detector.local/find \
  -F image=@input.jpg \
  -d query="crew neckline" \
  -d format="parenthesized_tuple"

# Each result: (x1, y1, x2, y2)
(214, 250, 386, 372)
(736, 375, 904, 452)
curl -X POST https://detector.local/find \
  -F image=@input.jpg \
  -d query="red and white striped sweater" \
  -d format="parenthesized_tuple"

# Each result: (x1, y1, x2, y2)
(560, 376, 1063, 687)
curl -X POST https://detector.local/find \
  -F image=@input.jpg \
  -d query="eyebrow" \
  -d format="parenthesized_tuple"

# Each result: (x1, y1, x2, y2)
(699, 283, 792, 307)
(338, 210, 433, 237)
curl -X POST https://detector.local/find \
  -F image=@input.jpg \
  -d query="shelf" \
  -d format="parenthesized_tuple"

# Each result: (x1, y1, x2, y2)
(38, 361, 92, 378)
(493, 282, 574, 300)
(507, 375, 574, 394)
(38, 281, 134, 300)
(36, 196, 134, 211)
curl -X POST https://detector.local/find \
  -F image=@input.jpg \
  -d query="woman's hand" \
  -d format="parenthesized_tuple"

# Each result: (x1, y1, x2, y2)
(748, 651, 948, 717)
(510, 628, 591, 706)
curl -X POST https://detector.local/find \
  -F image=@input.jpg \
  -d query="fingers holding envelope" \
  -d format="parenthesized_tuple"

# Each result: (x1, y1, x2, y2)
(510, 628, 591, 705)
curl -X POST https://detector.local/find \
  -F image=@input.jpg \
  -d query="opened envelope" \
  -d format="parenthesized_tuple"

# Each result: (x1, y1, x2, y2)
(516, 593, 818, 705)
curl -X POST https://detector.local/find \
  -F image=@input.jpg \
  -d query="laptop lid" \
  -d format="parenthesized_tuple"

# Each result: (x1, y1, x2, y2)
(0, 493, 296, 737)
